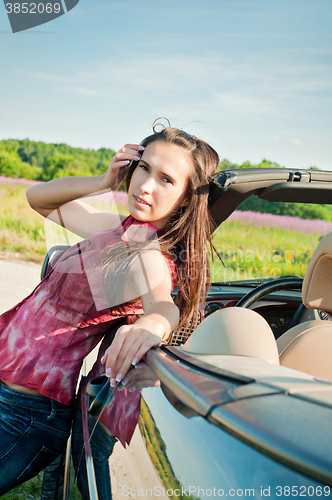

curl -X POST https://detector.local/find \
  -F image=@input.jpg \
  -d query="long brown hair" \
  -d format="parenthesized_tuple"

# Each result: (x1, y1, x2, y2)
(124, 127, 220, 341)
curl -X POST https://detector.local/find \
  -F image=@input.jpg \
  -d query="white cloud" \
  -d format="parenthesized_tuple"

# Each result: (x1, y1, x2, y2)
(214, 91, 284, 118)
(27, 56, 288, 119)
(55, 86, 107, 97)
(30, 72, 74, 83)
(28, 53, 332, 120)
(291, 139, 302, 146)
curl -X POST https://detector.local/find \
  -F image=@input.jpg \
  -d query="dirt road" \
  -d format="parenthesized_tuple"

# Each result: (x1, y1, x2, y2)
(0, 256, 41, 314)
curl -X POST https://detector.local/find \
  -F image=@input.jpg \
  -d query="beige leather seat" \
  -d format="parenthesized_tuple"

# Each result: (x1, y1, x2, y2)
(277, 231, 332, 381)
(182, 232, 332, 381)
(182, 306, 279, 365)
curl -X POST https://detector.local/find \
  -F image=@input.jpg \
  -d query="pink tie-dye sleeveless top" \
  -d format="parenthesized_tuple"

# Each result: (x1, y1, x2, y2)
(0, 215, 177, 419)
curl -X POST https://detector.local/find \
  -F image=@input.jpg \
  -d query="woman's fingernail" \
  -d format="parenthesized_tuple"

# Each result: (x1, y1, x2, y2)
(110, 378, 117, 387)
(132, 357, 139, 366)
(116, 373, 123, 383)
(138, 145, 145, 150)
(134, 155, 140, 161)
(129, 386, 136, 392)
(101, 355, 105, 364)
(121, 377, 129, 386)
(106, 368, 112, 377)
(117, 385, 124, 391)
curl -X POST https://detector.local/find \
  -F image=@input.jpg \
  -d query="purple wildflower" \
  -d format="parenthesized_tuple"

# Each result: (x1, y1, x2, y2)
(0, 176, 128, 205)
(229, 210, 332, 236)
(0, 176, 43, 187)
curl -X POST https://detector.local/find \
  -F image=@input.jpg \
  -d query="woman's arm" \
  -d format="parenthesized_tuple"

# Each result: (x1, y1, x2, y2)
(101, 253, 179, 386)
(26, 144, 144, 239)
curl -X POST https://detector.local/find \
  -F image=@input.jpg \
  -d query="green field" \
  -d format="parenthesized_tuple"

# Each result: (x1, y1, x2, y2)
(0, 183, 322, 280)
(211, 219, 321, 280)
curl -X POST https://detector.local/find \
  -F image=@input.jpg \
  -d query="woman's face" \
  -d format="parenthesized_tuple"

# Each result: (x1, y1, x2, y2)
(127, 140, 194, 229)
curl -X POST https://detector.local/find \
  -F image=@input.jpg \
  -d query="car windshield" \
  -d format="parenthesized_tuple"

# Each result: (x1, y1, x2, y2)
(210, 199, 332, 283)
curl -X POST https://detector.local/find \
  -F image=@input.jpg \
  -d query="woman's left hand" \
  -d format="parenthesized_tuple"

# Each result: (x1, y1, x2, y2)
(101, 319, 165, 387)
(116, 362, 160, 393)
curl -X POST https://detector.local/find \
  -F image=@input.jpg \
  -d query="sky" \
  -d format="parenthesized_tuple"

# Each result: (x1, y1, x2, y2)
(0, 0, 331, 171)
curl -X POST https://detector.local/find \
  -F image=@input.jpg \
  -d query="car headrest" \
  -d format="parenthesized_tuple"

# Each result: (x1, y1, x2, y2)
(182, 307, 279, 364)
(302, 231, 332, 314)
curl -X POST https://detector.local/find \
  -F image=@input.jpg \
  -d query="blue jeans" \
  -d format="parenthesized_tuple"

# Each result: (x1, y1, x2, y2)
(71, 408, 118, 500)
(41, 408, 118, 500)
(0, 381, 73, 496)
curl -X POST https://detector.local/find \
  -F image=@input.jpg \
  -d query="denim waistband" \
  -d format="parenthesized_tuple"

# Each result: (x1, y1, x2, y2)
(0, 381, 74, 415)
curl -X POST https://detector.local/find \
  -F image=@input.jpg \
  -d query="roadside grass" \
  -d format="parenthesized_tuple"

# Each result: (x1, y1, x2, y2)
(0, 184, 47, 262)
(0, 464, 82, 499)
(1, 473, 43, 499)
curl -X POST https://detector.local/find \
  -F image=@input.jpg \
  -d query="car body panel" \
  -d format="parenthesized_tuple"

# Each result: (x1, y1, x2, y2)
(144, 347, 332, 486)
(137, 385, 328, 498)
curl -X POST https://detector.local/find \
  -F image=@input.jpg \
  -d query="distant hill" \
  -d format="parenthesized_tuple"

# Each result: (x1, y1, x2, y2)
(0, 138, 116, 182)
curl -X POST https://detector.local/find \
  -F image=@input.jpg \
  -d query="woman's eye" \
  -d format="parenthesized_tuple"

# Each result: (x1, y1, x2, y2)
(162, 177, 172, 184)
(139, 164, 149, 172)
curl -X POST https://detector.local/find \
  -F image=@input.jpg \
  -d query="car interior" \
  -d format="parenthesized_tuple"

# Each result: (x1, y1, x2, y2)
(175, 230, 332, 383)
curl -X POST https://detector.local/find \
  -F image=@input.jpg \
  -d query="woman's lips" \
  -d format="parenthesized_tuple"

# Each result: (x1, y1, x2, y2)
(134, 195, 150, 206)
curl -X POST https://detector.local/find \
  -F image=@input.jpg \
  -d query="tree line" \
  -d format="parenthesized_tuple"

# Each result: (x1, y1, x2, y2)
(0, 139, 331, 221)
(0, 139, 116, 182)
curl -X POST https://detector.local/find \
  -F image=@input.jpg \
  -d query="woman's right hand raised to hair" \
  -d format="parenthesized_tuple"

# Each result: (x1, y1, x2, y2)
(101, 144, 145, 190)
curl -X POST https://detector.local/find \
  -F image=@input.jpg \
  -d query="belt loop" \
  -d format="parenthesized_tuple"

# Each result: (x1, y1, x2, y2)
(47, 399, 57, 421)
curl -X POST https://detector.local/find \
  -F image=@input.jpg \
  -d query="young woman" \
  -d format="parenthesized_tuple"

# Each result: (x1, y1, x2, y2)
(0, 126, 220, 494)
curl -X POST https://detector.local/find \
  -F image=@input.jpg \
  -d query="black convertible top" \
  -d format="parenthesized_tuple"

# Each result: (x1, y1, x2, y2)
(208, 168, 332, 228)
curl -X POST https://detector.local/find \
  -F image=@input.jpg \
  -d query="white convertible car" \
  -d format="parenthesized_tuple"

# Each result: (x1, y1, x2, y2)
(41, 168, 332, 500)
